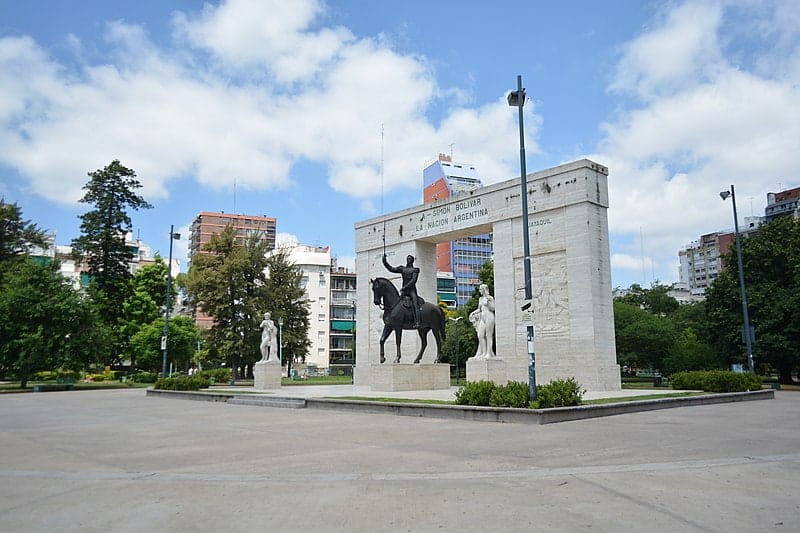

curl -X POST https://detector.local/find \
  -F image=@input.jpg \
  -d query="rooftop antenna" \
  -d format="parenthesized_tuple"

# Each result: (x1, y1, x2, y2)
(449, 142, 455, 160)
(233, 177, 237, 214)
(640, 226, 646, 287)
(381, 123, 386, 256)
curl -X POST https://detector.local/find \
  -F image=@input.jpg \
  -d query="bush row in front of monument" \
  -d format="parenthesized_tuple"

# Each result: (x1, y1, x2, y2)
(154, 376, 211, 391)
(454, 378, 585, 409)
(670, 370, 762, 393)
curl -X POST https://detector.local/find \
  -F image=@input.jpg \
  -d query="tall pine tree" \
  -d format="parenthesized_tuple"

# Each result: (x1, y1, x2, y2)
(71, 160, 152, 362)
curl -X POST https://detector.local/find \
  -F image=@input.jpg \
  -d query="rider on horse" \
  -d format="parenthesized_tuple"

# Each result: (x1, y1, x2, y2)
(382, 253, 421, 328)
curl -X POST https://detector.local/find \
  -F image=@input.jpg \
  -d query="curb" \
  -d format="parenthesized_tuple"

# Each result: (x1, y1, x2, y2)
(146, 388, 774, 424)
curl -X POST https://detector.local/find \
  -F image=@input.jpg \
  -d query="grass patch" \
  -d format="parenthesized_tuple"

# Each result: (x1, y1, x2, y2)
(327, 396, 454, 405)
(0, 381, 150, 393)
(584, 391, 701, 405)
(281, 375, 352, 386)
(622, 381, 671, 390)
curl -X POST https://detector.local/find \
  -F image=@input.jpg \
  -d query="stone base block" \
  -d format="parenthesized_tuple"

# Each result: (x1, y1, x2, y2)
(370, 363, 450, 392)
(253, 361, 282, 390)
(466, 357, 508, 385)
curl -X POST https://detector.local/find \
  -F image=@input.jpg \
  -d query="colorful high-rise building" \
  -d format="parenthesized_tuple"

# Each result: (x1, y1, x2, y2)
(423, 154, 493, 306)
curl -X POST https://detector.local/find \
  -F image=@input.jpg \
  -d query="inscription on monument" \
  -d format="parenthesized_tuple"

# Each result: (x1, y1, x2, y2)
(415, 198, 490, 232)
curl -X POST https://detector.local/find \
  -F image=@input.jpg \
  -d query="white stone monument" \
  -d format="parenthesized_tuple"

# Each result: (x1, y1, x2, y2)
(354, 159, 620, 392)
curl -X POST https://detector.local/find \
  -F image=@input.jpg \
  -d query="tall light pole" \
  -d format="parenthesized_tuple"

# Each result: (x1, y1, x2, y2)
(278, 316, 284, 373)
(161, 225, 181, 378)
(720, 185, 755, 373)
(509, 74, 536, 401)
(449, 316, 463, 384)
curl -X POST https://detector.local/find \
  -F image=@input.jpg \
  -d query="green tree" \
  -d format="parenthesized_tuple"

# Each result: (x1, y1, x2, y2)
(129, 316, 199, 373)
(71, 160, 152, 330)
(706, 216, 800, 383)
(120, 261, 169, 370)
(441, 259, 493, 374)
(185, 225, 270, 379)
(613, 300, 677, 372)
(0, 200, 48, 267)
(661, 327, 721, 375)
(0, 259, 107, 387)
(617, 283, 679, 316)
(263, 248, 310, 376)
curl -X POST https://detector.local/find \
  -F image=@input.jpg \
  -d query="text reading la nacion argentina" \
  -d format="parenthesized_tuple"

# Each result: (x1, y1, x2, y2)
(417, 198, 489, 231)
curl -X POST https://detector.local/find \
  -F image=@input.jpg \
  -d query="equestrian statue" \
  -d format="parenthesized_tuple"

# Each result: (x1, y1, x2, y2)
(371, 254, 446, 364)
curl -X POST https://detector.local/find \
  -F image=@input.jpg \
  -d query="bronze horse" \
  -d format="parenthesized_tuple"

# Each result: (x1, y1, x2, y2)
(371, 277, 446, 364)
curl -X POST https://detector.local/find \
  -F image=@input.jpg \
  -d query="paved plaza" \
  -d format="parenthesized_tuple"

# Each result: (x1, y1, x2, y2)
(1, 389, 798, 532)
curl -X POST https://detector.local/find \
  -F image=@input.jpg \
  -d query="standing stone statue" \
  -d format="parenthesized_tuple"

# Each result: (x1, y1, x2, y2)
(382, 253, 421, 328)
(259, 312, 278, 362)
(469, 284, 496, 358)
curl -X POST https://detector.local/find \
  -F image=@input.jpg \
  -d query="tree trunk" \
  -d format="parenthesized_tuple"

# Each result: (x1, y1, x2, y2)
(777, 361, 793, 385)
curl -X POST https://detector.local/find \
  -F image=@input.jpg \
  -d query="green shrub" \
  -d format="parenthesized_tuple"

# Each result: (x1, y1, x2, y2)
(197, 368, 231, 383)
(32, 371, 58, 381)
(489, 381, 531, 408)
(154, 376, 211, 391)
(455, 380, 496, 406)
(128, 371, 159, 383)
(532, 378, 585, 408)
(88, 373, 106, 382)
(57, 370, 81, 380)
(670, 370, 762, 392)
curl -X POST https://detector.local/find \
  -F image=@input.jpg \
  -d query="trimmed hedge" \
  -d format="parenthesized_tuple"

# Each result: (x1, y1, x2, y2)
(531, 378, 585, 409)
(128, 371, 159, 384)
(489, 381, 530, 408)
(455, 379, 584, 409)
(670, 370, 762, 392)
(154, 376, 211, 391)
(455, 380, 496, 406)
(197, 368, 231, 383)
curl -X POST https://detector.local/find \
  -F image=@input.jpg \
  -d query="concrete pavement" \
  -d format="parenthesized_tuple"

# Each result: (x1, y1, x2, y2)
(1, 388, 798, 532)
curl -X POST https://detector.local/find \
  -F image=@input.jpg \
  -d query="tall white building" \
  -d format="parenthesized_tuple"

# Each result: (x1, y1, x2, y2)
(274, 244, 332, 369)
(678, 216, 762, 296)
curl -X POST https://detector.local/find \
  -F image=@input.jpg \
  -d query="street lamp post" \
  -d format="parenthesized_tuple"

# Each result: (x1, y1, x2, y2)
(449, 316, 463, 384)
(720, 185, 755, 373)
(161, 225, 181, 378)
(508, 74, 537, 401)
(278, 316, 284, 373)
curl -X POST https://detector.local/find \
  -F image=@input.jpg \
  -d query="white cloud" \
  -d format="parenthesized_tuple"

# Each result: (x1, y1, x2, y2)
(610, 1, 723, 101)
(598, 0, 800, 286)
(173, 0, 353, 83)
(0, 0, 540, 209)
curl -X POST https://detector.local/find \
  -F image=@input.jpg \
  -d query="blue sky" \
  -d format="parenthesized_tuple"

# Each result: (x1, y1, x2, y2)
(1, 0, 798, 289)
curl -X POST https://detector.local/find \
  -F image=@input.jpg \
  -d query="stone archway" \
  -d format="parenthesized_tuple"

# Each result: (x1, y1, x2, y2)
(354, 159, 620, 392)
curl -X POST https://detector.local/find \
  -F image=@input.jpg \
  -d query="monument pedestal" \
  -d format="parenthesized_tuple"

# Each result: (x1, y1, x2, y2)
(253, 361, 282, 390)
(466, 357, 508, 385)
(370, 363, 450, 392)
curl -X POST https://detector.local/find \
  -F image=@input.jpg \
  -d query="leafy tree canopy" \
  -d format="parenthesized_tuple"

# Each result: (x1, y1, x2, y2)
(706, 216, 800, 383)
(263, 248, 311, 372)
(129, 315, 199, 373)
(185, 225, 271, 379)
(0, 200, 49, 266)
(616, 283, 679, 316)
(0, 258, 108, 387)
